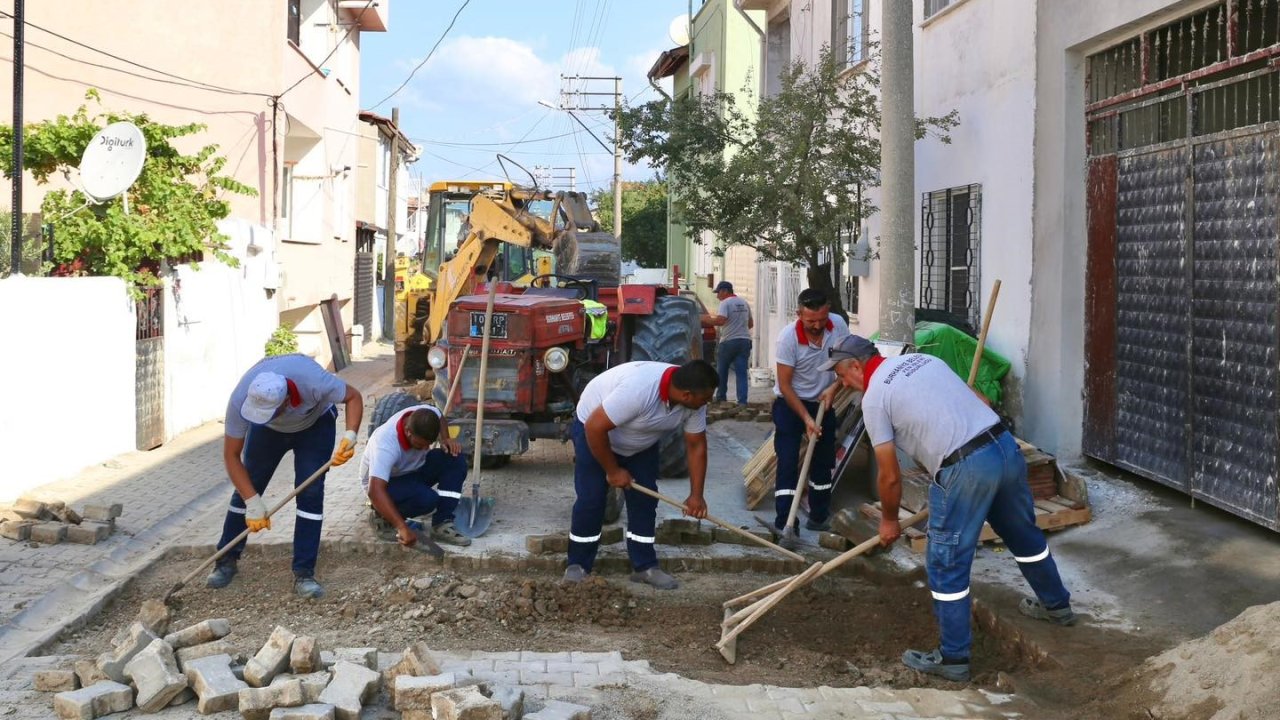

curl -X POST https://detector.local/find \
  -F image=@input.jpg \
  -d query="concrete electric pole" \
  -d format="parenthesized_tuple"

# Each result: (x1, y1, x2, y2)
(554, 75, 623, 237)
(384, 107, 401, 350)
(878, 0, 916, 343)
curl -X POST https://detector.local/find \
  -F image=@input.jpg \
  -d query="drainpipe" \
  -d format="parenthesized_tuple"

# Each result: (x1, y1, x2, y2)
(878, 0, 915, 343)
(734, 0, 767, 98)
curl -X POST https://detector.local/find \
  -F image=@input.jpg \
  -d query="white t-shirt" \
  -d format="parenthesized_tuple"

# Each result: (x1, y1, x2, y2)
(772, 314, 851, 400)
(358, 404, 443, 493)
(575, 361, 708, 456)
(861, 354, 999, 476)
(225, 354, 348, 438)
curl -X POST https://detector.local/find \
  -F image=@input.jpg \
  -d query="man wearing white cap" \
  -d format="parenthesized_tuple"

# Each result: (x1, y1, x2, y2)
(207, 353, 364, 599)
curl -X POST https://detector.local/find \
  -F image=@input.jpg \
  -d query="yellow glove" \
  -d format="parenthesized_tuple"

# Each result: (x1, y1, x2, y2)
(244, 495, 271, 533)
(331, 430, 358, 467)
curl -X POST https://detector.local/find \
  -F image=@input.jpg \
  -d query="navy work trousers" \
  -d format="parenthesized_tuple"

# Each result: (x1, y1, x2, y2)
(385, 449, 468, 525)
(566, 419, 660, 573)
(772, 397, 837, 529)
(715, 338, 752, 405)
(216, 406, 335, 577)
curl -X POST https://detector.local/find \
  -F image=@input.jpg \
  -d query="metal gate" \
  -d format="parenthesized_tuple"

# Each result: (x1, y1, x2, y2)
(135, 286, 165, 450)
(355, 226, 376, 345)
(1084, 1, 1280, 529)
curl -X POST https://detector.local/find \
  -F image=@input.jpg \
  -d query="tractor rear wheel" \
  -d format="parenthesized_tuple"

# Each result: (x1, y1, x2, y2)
(630, 295, 700, 478)
(369, 390, 426, 438)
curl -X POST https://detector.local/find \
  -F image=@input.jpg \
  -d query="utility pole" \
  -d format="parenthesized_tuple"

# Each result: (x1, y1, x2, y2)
(10, 0, 24, 276)
(557, 75, 622, 236)
(878, 0, 916, 343)
(384, 107, 401, 373)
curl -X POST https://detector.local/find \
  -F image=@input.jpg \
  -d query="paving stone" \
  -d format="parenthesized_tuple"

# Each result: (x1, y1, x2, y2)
(30, 521, 67, 544)
(290, 636, 320, 674)
(524, 534, 569, 554)
(51, 505, 83, 525)
(599, 525, 624, 545)
(492, 685, 525, 720)
(394, 671, 477, 711)
(52, 680, 133, 720)
(316, 661, 380, 720)
(168, 686, 196, 706)
(73, 660, 108, 688)
(384, 641, 441, 684)
(269, 704, 336, 720)
(431, 685, 502, 720)
(34, 669, 79, 692)
(245, 625, 297, 687)
(272, 672, 330, 704)
(124, 638, 189, 712)
(0, 520, 34, 541)
(96, 622, 158, 683)
(183, 653, 248, 714)
(82, 504, 123, 521)
(12, 498, 51, 520)
(329, 647, 377, 669)
(818, 531, 851, 550)
(134, 599, 172, 637)
(519, 696, 588, 717)
(165, 618, 231, 650)
(176, 639, 239, 670)
(240, 678, 304, 720)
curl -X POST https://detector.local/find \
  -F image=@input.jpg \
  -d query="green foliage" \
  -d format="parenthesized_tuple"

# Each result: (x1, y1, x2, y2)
(264, 325, 299, 357)
(614, 46, 958, 318)
(0, 209, 50, 276)
(590, 180, 669, 267)
(0, 90, 255, 291)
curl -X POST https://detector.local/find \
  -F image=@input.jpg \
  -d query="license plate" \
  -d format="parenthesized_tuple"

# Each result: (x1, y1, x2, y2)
(469, 312, 508, 339)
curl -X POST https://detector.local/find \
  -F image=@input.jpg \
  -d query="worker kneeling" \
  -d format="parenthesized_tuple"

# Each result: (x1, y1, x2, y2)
(827, 335, 1075, 682)
(565, 360, 718, 590)
(360, 404, 472, 548)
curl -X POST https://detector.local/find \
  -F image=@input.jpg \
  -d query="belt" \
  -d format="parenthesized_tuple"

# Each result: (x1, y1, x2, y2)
(940, 422, 1007, 469)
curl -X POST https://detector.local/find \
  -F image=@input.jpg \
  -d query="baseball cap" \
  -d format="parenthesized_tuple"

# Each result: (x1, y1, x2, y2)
(714, 281, 734, 293)
(821, 335, 879, 370)
(241, 372, 287, 424)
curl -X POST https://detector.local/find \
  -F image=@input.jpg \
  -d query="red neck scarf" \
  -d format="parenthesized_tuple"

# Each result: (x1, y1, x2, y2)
(658, 366, 678, 404)
(862, 355, 886, 386)
(794, 318, 835, 346)
(396, 411, 413, 450)
(284, 379, 302, 407)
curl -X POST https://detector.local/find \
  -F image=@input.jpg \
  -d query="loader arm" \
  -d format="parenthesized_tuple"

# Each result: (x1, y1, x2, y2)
(425, 193, 559, 343)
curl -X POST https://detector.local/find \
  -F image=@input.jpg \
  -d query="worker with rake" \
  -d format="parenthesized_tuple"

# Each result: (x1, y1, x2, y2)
(563, 360, 719, 590)
(208, 354, 364, 600)
(825, 335, 1075, 682)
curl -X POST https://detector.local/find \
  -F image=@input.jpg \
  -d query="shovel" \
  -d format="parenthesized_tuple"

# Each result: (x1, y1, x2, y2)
(455, 280, 498, 538)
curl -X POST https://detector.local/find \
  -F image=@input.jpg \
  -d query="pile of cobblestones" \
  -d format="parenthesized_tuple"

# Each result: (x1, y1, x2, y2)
(0, 499, 122, 546)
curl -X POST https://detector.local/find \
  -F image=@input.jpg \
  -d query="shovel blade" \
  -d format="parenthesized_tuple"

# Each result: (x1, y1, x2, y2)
(454, 496, 494, 538)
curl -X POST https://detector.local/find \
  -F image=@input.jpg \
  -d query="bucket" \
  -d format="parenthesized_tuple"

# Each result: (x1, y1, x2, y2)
(749, 368, 774, 388)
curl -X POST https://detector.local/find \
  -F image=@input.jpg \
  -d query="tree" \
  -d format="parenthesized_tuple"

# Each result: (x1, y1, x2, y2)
(590, 179, 668, 268)
(0, 91, 254, 291)
(614, 47, 957, 319)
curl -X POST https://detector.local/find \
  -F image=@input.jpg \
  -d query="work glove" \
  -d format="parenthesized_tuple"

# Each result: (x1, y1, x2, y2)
(331, 430, 358, 467)
(244, 494, 270, 533)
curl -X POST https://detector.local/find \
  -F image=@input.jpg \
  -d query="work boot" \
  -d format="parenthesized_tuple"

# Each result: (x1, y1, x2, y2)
(804, 516, 831, 532)
(205, 563, 237, 589)
(294, 576, 325, 600)
(431, 521, 472, 547)
(1018, 598, 1077, 626)
(629, 567, 679, 590)
(562, 564, 588, 584)
(902, 648, 970, 682)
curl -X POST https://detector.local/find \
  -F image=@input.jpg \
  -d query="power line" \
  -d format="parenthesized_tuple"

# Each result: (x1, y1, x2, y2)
(279, 0, 376, 99)
(411, 130, 580, 148)
(369, 0, 472, 110)
(0, 10, 271, 96)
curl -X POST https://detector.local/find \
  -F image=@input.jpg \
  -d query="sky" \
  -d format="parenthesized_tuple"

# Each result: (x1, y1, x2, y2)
(359, 0, 692, 196)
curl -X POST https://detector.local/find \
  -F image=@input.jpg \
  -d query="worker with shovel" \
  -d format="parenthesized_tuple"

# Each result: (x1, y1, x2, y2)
(771, 288, 849, 543)
(208, 354, 364, 599)
(825, 335, 1075, 682)
(564, 360, 719, 590)
(358, 404, 472, 548)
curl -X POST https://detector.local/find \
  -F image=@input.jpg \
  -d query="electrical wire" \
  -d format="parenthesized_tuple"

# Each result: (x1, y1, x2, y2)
(279, 0, 376, 99)
(368, 0, 472, 110)
(411, 130, 579, 148)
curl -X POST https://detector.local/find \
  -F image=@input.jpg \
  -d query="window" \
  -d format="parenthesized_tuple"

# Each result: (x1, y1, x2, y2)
(766, 265, 778, 313)
(281, 165, 294, 238)
(833, 0, 870, 69)
(920, 184, 981, 328)
(287, 0, 301, 45)
(924, 0, 955, 19)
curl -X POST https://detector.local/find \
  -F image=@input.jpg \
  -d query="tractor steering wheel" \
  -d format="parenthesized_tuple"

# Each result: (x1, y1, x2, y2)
(529, 274, 590, 300)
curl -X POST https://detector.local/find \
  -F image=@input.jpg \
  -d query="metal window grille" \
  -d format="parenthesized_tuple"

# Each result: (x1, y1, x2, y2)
(920, 185, 982, 328)
(287, 0, 301, 46)
(1149, 3, 1228, 82)
(783, 266, 801, 316)
(766, 265, 778, 313)
(1237, 0, 1280, 54)
(924, 0, 954, 20)
(1087, 38, 1142, 104)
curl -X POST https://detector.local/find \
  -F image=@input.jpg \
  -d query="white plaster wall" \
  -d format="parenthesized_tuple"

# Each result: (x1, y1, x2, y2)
(163, 220, 280, 438)
(0, 277, 136, 501)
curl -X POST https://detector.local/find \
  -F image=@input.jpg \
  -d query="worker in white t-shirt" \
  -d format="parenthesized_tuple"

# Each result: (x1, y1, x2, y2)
(358, 404, 471, 547)
(825, 335, 1074, 682)
(564, 360, 719, 590)
(702, 281, 754, 405)
(771, 288, 850, 543)
(208, 354, 364, 600)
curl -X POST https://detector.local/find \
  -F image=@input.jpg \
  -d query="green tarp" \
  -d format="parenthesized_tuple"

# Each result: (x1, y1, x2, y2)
(873, 321, 1011, 405)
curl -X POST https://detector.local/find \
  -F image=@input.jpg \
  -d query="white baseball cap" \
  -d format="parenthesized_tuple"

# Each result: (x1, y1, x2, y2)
(242, 372, 287, 424)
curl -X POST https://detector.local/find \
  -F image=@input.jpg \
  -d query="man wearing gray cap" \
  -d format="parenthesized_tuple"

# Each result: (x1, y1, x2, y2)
(208, 353, 364, 599)
(825, 335, 1074, 682)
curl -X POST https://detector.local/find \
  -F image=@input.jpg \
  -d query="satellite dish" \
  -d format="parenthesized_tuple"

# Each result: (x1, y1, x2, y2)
(668, 14, 691, 46)
(79, 121, 147, 203)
